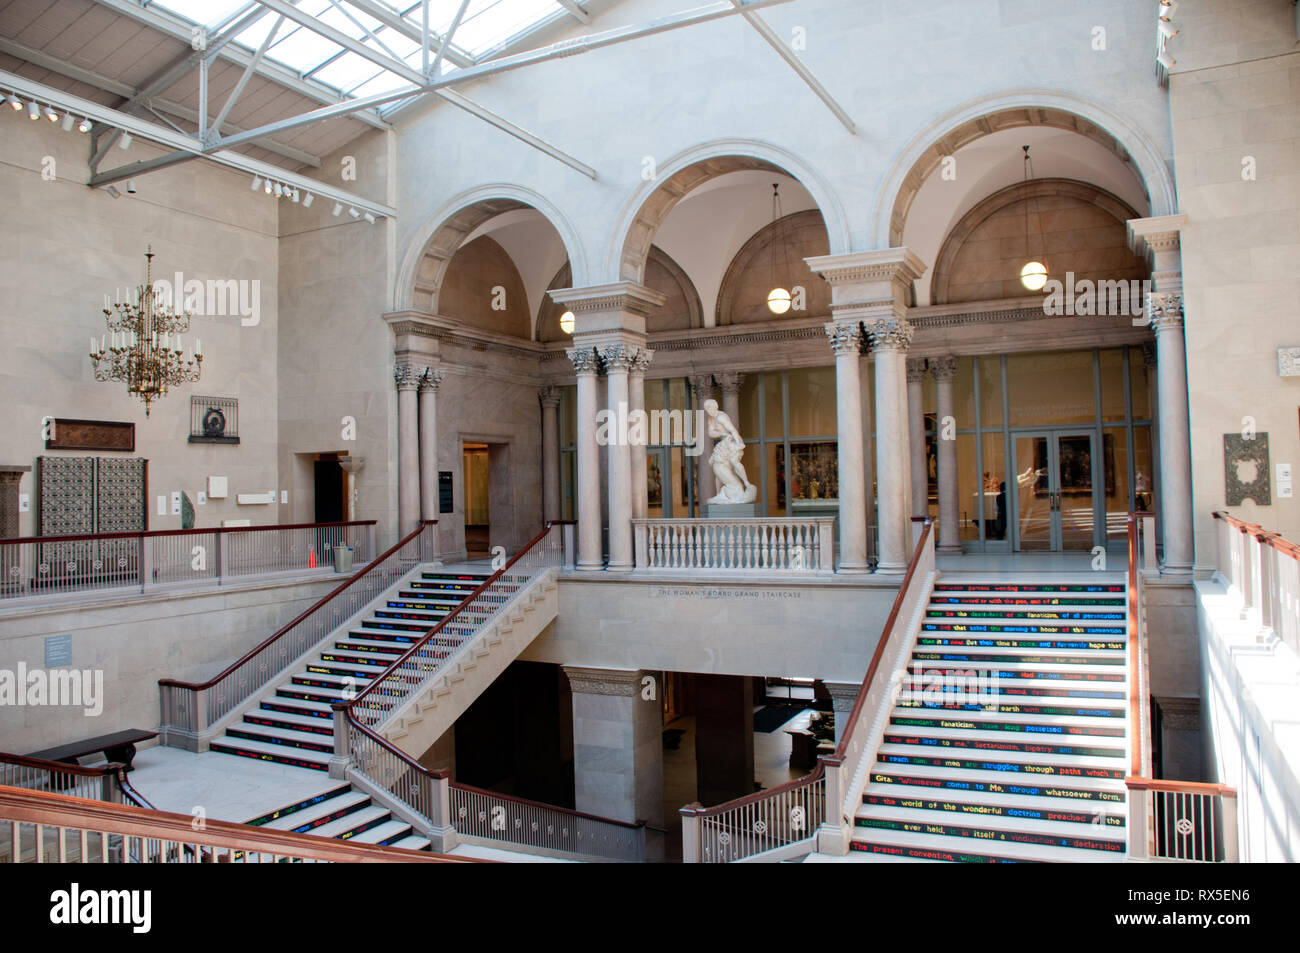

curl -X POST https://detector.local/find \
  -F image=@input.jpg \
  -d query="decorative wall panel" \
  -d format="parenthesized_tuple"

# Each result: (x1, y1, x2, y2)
(37, 457, 94, 536)
(95, 458, 146, 533)
(1224, 434, 1271, 506)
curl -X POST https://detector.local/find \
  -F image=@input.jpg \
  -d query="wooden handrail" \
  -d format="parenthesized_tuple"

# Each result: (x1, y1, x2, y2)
(0, 520, 376, 545)
(1214, 511, 1300, 560)
(343, 520, 568, 712)
(0, 750, 125, 777)
(0, 784, 477, 862)
(1125, 776, 1237, 797)
(159, 520, 435, 692)
(832, 517, 934, 762)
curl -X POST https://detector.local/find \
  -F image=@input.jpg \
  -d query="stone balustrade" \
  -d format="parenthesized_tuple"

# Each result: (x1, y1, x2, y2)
(632, 517, 834, 573)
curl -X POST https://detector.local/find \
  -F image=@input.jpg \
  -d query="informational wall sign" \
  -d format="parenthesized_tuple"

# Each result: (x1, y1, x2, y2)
(44, 634, 72, 668)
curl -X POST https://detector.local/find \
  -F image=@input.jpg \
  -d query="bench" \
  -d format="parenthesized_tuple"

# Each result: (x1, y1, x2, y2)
(27, 728, 157, 772)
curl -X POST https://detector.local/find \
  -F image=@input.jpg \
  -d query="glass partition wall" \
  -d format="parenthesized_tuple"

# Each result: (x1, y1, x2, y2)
(557, 345, 1152, 554)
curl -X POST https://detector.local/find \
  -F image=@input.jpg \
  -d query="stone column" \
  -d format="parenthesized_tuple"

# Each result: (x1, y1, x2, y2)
(567, 348, 602, 571)
(690, 375, 716, 507)
(869, 319, 916, 573)
(1129, 215, 1192, 574)
(860, 354, 875, 561)
(629, 351, 654, 522)
(716, 371, 745, 428)
(563, 666, 664, 827)
(1142, 341, 1161, 520)
(822, 680, 861, 744)
(339, 457, 365, 522)
(600, 344, 637, 572)
(417, 367, 444, 524)
(805, 249, 927, 576)
(931, 356, 960, 554)
(539, 386, 562, 523)
(1148, 294, 1193, 573)
(907, 358, 928, 519)
(694, 674, 756, 806)
(826, 323, 869, 573)
(395, 363, 421, 536)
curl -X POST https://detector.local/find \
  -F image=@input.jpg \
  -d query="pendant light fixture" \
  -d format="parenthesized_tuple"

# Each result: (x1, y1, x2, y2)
(1019, 144, 1048, 291)
(766, 182, 793, 314)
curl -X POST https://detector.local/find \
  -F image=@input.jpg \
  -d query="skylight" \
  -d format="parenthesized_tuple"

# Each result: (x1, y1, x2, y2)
(148, 1, 580, 100)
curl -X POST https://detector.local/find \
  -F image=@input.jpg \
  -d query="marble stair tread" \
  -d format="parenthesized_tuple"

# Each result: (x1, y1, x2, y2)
(868, 760, 1127, 792)
(310, 805, 391, 839)
(209, 736, 331, 767)
(227, 722, 336, 748)
(863, 781, 1127, 813)
(346, 820, 415, 845)
(891, 705, 1125, 726)
(850, 826, 1125, 863)
(876, 741, 1123, 770)
(855, 802, 1127, 840)
(389, 836, 432, 852)
(257, 791, 371, 831)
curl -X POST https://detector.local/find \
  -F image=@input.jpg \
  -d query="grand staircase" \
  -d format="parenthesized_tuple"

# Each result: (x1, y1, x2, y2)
(851, 576, 1131, 863)
(243, 782, 432, 851)
(210, 568, 495, 770)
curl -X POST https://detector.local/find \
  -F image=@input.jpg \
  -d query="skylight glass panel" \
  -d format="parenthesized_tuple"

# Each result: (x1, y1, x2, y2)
(454, 0, 563, 58)
(263, 25, 341, 73)
(152, 0, 253, 28)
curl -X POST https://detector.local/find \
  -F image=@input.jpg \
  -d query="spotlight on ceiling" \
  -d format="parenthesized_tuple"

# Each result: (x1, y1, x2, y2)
(1158, 19, 1179, 39)
(27, 101, 39, 120)
(8, 95, 22, 111)
(105, 185, 121, 198)
(302, 192, 314, 208)
(77, 117, 92, 133)
(1157, 48, 1176, 69)
(126, 180, 136, 194)
(363, 212, 375, 224)
(45, 106, 59, 123)
(332, 203, 343, 217)
(263, 179, 273, 194)
(61, 112, 73, 131)
(291, 188, 300, 203)
(348, 207, 360, 218)
(119, 132, 132, 149)
(273, 182, 283, 198)
(251, 175, 262, 191)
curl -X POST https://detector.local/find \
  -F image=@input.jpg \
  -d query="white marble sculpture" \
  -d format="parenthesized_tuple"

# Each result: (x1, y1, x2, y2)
(703, 398, 757, 504)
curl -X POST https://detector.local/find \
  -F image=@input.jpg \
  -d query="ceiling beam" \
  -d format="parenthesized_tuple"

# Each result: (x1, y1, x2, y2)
(88, 151, 199, 187)
(431, 0, 472, 80)
(209, 14, 285, 141)
(555, 1, 593, 24)
(727, 0, 855, 134)
(0, 70, 394, 216)
(87, 0, 390, 130)
(0, 36, 321, 168)
(341, 0, 474, 68)
(435, 88, 595, 178)
(253, 0, 426, 86)
(213, 0, 795, 150)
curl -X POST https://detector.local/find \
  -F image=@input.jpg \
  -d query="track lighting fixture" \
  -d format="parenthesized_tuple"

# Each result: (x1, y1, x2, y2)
(302, 193, 314, 208)
(119, 132, 132, 149)
(332, 203, 343, 216)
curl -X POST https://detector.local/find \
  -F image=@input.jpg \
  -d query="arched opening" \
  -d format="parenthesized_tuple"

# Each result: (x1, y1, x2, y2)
(714, 209, 830, 325)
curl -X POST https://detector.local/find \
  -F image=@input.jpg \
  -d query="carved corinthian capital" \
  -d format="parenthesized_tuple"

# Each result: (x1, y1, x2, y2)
(394, 362, 420, 391)
(905, 357, 928, 383)
(824, 322, 864, 355)
(1146, 292, 1184, 331)
(538, 385, 561, 408)
(566, 347, 600, 376)
(866, 317, 914, 351)
(929, 356, 958, 382)
(598, 343, 636, 373)
(418, 367, 445, 391)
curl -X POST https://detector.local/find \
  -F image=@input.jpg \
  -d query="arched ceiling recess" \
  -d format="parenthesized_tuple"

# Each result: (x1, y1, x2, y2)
(715, 209, 831, 325)
(930, 178, 1145, 306)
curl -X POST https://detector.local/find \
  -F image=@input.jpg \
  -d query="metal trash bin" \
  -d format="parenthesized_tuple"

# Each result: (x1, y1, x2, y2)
(333, 544, 354, 573)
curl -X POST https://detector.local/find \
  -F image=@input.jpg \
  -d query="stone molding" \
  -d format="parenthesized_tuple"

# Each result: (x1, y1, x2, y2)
(1127, 213, 1187, 258)
(804, 248, 927, 285)
(547, 282, 668, 319)
(563, 666, 645, 697)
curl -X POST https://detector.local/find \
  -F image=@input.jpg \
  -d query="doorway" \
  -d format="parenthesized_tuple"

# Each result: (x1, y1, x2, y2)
(463, 443, 490, 556)
(313, 454, 345, 523)
(1011, 430, 1099, 551)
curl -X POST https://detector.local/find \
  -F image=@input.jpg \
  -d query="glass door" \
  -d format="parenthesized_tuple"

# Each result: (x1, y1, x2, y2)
(1012, 430, 1098, 551)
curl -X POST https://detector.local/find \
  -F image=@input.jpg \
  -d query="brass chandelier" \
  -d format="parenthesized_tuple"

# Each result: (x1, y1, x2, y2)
(90, 247, 202, 416)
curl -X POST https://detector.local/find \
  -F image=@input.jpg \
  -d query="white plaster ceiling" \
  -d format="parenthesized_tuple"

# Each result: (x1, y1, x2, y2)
(903, 124, 1151, 305)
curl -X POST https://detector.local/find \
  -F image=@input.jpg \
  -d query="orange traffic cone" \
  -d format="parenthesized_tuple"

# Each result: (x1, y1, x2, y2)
(308, 546, 317, 568)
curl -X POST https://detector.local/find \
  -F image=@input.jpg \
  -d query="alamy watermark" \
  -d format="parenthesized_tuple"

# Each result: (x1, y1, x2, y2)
(105, 270, 262, 326)
(898, 662, 1001, 710)
(0, 663, 103, 716)
(595, 402, 707, 456)
(1041, 271, 1152, 323)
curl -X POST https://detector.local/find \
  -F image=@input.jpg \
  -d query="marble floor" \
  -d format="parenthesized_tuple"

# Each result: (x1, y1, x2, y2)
(124, 745, 340, 824)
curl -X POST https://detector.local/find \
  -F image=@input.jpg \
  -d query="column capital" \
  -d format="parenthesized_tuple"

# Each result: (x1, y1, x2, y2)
(1141, 341, 1158, 368)
(538, 385, 562, 408)
(804, 248, 927, 285)
(866, 317, 914, 351)
(566, 346, 600, 376)
(715, 371, 745, 395)
(1146, 292, 1184, 331)
(418, 367, 445, 391)
(688, 374, 715, 398)
(563, 666, 645, 697)
(629, 349, 654, 377)
(597, 343, 640, 373)
(1127, 214, 1186, 258)
(394, 362, 421, 391)
(929, 355, 958, 382)
(905, 357, 928, 383)
(825, 322, 865, 355)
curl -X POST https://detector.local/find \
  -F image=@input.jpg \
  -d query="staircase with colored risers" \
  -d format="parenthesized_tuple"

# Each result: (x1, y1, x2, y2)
(852, 575, 1131, 863)
(210, 568, 498, 771)
(243, 782, 432, 852)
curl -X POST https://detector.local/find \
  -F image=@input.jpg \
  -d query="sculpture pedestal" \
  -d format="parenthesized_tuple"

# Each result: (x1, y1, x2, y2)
(707, 503, 756, 519)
